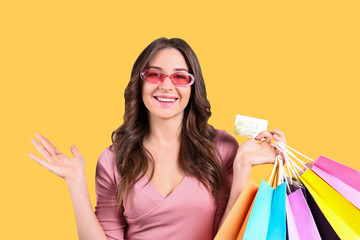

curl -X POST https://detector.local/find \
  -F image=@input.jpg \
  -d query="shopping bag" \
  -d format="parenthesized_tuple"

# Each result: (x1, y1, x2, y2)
(266, 182, 287, 240)
(235, 193, 256, 240)
(285, 181, 302, 240)
(242, 180, 274, 240)
(271, 141, 358, 239)
(301, 170, 360, 239)
(312, 155, 360, 209)
(286, 197, 300, 240)
(287, 188, 321, 240)
(243, 180, 287, 240)
(304, 187, 340, 240)
(214, 179, 258, 240)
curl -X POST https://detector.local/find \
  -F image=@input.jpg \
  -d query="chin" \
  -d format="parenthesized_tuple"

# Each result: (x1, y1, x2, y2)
(150, 111, 184, 121)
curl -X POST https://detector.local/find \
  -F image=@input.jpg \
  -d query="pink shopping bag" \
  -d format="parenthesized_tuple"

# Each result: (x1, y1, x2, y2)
(286, 197, 300, 240)
(287, 188, 321, 240)
(312, 155, 360, 209)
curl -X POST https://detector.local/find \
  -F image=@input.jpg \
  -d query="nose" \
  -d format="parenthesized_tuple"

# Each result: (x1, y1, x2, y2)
(158, 76, 174, 91)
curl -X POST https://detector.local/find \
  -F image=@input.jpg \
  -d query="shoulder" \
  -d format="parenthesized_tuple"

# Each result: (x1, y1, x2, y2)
(96, 145, 120, 185)
(213, 129, 239, 151)
(213, 129, 239, 169)
(213, 129, 239, 149)
(97, 145, 117, 169)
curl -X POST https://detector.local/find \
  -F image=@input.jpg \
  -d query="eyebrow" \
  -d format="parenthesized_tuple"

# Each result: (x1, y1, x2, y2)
(148, 66, 189, 72)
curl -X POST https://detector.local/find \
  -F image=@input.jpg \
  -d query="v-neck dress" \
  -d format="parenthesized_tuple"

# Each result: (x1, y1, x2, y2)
(94, 129, 239, 240)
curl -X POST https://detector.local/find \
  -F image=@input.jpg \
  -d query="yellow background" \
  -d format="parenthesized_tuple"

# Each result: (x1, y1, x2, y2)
(1, 0, 359, 239)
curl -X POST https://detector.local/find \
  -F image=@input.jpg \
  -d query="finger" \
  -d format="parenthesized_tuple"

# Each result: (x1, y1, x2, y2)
(30, 138, 52, 161)
(271, 142, 286, 161)
(255, 131, 274, 144)
(273, 128, 284, 137)
(28, 153, 64, 178)
(71, 145, 81, 158)
(273, 129, 286, 144)
(35, 133, 62, 155)
(275, 150, 286, 161)
(28, 152, 52, 170)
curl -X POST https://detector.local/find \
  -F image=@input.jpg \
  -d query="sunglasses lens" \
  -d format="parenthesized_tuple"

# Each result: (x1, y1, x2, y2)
(171, 73, 192, 86)
(142, 69, 193, 86)
(143, 69, 163, 83)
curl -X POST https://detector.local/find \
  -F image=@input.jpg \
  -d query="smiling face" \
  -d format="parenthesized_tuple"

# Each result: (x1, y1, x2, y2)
(141, 47, 192, 122)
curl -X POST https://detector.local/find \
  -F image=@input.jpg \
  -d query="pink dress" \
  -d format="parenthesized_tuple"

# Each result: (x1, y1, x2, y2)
(94, 129, 239, 240)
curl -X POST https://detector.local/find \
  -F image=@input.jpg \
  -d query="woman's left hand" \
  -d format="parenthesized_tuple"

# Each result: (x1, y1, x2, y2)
(233, 129, 286, 170)
(220, 129, 287, 226)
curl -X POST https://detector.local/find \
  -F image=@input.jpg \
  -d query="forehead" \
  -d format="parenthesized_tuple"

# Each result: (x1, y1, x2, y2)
(149, 48, 188, 71)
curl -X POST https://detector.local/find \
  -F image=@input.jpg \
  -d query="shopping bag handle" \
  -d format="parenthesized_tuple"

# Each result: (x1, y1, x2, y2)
(270, 142, 315, 191)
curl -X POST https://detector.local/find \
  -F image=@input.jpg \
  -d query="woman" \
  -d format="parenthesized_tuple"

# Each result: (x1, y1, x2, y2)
(28, 37, 286, 240)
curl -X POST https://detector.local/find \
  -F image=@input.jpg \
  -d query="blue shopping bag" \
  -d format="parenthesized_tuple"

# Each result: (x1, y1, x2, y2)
(267, 182, 286, 240)
(243, 180, 286, 240)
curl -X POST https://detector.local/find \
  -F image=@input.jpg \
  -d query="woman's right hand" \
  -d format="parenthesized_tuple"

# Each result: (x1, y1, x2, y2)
(28, 133, 85, 182)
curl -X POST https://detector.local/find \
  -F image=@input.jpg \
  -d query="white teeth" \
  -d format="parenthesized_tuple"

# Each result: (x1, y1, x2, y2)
(156, 97, 176, 102)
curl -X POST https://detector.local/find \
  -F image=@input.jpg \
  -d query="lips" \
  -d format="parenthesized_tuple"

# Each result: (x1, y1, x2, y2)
(153, 95, 179, 103)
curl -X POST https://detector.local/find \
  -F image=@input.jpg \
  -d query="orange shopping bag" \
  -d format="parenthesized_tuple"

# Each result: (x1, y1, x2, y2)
(214, 179, 258, 240)
(235, 195, 256, 240)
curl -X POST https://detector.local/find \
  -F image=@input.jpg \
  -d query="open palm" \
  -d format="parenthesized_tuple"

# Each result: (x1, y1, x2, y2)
(28, 133, 85, 181)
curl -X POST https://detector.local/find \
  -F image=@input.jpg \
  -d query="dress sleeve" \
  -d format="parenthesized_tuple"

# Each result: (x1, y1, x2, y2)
(212, 130, 239, 236)
(94, 146, 126, 240)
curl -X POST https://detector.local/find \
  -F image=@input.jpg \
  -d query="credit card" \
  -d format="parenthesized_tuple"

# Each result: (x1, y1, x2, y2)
(233, 114, 268, 138)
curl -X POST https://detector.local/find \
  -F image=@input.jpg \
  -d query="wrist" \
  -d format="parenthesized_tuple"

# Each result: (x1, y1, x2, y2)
(234, 152, 252, 169)
(233, 156, 252, 179)
(65, 169, 86, 185)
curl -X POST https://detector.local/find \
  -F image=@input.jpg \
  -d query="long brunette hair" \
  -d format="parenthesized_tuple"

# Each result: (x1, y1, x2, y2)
(111, 37, 222, 208)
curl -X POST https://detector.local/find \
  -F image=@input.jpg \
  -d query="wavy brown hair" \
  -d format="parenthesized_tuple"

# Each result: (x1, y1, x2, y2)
(111, 37, 222, 209)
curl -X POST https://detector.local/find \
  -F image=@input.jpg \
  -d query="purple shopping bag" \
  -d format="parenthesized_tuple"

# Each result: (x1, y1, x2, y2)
(287, 189, 321, 240)
(286, 197, 300, 240)
(312, 155, 360, 209)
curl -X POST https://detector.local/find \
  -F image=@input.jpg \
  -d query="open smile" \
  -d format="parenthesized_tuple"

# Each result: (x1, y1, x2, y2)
(154, 97, 177, 102)
(153, 96, 179, 105)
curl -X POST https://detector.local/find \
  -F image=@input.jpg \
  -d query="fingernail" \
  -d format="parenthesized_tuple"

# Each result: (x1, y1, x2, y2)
(273, 128, 278, 132)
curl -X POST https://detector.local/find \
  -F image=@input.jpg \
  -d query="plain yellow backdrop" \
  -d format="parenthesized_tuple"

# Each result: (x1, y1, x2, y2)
(1, 0, 359, 239)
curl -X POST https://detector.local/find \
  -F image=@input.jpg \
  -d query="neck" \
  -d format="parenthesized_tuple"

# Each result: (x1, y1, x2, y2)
(145, 113, 184, 146)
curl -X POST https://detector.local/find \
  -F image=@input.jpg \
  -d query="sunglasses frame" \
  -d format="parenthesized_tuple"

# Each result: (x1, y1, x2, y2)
(140, 68, 195, 87)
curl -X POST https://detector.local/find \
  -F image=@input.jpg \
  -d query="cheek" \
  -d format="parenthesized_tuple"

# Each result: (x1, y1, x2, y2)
(180, 88, 192, 105)
(141, 83, 153, 109)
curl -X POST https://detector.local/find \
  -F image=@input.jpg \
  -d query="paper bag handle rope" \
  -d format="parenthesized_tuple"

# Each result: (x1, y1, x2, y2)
(271, 141, 315, 187)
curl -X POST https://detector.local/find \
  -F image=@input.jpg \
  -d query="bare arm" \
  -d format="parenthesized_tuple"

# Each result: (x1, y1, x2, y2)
(217, 156, 252, 228)
(67, 172, 107, 240)
(217, 129, 286, 229)
(28, 133, 107, 240)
